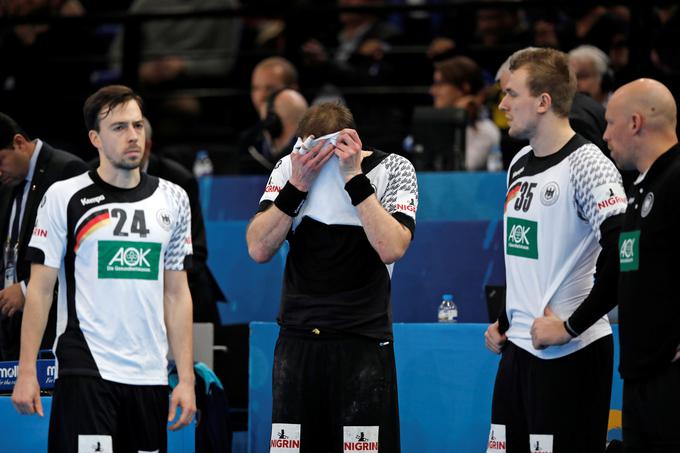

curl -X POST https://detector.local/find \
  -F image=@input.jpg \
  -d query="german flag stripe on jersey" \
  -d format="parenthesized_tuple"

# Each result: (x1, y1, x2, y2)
(74, 208, 110, 252)
(505, 182, 521, 213)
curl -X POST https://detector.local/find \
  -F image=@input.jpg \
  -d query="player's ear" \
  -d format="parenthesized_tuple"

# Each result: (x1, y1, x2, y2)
(88, 130, 101, 150)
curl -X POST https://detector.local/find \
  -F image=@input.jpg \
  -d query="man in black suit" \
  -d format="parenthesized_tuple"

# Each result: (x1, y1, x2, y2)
(0, 112, 89, 360)
(141, 118, 226, 323)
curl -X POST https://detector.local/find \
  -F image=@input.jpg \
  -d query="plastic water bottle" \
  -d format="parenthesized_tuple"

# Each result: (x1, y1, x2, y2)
(438, 294, 458, 323)
(487, 144, 503, 172)
(193, 150, 214, 178)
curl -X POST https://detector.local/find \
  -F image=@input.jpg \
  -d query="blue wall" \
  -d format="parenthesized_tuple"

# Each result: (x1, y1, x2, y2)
(202, 172, 508, 324)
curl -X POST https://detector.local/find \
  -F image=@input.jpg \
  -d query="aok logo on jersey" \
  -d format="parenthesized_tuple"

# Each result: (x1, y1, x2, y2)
(98, 240, 161, 280)
(619, 230, 640, 272)
(506, 217, 538, 259)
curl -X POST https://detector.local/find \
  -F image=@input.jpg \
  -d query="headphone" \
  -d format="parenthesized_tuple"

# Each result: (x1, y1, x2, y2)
(261, 88, 285, 139)
(600, 67, 615, 94)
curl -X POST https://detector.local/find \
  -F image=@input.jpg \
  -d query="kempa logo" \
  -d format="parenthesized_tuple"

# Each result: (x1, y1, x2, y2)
(81, 195, 106, 206)
(506, 217, 538, 259)
(98, 240, 161, 280)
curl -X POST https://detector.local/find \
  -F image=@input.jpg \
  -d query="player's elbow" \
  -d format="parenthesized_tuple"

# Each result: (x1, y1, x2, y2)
(377, 241, 409, 265)
(248, 243, 274, 264)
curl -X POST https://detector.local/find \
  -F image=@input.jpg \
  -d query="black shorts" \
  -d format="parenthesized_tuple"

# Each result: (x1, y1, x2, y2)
(489, 335, 613, 453)
(48, 375, 168, 453)
(270, 330, 400, 453)
(623, 361, 680, 452)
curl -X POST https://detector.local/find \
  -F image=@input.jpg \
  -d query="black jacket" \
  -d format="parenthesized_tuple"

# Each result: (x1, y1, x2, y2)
(618, 144, 680, 380)
(144, 155, 227, 323)
(0, 142, 88, 360)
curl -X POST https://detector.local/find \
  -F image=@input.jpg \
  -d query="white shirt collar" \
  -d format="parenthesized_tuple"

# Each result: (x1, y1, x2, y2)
(25, 139, 43, 184)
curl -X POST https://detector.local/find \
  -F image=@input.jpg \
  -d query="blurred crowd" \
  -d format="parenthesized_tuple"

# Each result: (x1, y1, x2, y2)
(0, 0, 679, 173)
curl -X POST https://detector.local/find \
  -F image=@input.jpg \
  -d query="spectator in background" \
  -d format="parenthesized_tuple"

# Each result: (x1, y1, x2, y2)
(0, 0, 91, 155)
(240, 89, 308, 174)
(249, 57, 299, 120)
(240, 58, 305, 173)
(569, 44, 614, 106)
(0, 112, 88, 361)
(300, 0, 401, 87)
(426, 56, 501, 171)
(109, 0, 241, 117)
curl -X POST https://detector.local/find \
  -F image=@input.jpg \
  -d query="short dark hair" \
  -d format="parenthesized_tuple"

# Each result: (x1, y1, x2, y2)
(296, 102, 355, 138)
(434, 56, 485, 95)
(0, 112, 29, 149)
(509, 47, 576, 118)
(83, 85, 143, 132)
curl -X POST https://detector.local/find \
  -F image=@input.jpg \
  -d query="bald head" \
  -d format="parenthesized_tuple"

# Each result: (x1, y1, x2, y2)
(275, 89, 308, 128)
(604, 78, 678, 172)
(610, 78, 676, 131)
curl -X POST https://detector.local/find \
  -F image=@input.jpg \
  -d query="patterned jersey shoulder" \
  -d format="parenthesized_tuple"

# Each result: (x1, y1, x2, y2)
(375, 153, 418, 220)
(158, 177, 190, 212)
(568, 143, 626, 236)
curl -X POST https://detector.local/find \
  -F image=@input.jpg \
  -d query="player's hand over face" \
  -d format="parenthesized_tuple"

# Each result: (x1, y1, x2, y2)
(289, 138, 335, 192)
(531, 306, 572, 350)
(0, 283, 25, 317)
(335, 129, 364, 183)
(484, 321, 507, 354)
(168, 380, 196, 431)
(11, 373, 43, 416)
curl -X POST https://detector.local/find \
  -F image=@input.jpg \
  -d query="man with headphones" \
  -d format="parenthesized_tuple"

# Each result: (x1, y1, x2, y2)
(240, 88, 309, 173)
(239, 58, 308, 173)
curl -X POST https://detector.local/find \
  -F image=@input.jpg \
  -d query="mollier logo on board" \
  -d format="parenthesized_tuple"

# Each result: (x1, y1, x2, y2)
(343, 426, 379, 453)
(270, 424, 301, 453)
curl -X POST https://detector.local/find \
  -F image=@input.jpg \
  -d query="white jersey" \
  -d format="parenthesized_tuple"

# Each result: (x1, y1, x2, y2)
(27, 171, 192, 385)
(504, 135, 626, 359)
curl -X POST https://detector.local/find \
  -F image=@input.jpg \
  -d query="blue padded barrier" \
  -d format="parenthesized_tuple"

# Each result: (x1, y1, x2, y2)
(206, 172, 507, 325)
(249, 323, 623, 453)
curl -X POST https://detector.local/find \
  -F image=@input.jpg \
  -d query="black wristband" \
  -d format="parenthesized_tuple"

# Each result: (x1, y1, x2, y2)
(274, 181, 307, 217)
(344, 174, 374, 206)
(564, 319, 578, 338)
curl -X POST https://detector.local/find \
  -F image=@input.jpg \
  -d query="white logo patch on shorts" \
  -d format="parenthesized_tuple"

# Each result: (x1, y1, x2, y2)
(593, 183, 627, 216)
(529, 434, 553, 453)
(343, 426, 379, 452)
(78, 435, 113, 453)
(486, 424, 506, 452)
(270, 423, 301, 452)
